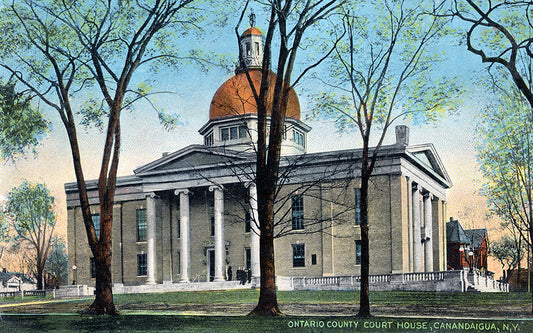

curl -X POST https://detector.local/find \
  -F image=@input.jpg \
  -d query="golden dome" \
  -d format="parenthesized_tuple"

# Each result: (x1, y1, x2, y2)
(209, 69, 301, 120)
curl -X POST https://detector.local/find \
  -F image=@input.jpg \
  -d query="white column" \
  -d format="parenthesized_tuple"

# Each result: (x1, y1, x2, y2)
(175, 189, 190, 283)
(146, 193, 157, 284)
(249, 183, 260, 279)
(412, 185, 423, 272)
(210, 185, 225, 281)
(424, 193, 434, 272)
(407, 177, 413, 272)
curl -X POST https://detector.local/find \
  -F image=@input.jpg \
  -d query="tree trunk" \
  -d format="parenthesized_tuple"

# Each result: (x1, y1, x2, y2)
(518, 237, 521, 291)
(36, 262, 44, 290)
(358, 174, 371, 317)
(249, 225, 281, 316)
(249, 184, 282, 316)
(87, 210, 117, 315)
(530, 224, 533, 315)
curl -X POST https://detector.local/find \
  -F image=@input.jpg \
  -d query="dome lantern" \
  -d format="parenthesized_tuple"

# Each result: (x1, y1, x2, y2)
(238, 11, 263, 71)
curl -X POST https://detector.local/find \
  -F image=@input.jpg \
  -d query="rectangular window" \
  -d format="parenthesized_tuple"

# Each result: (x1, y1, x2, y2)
(204, 132, 214, 146)
(221, 128, 230, 141)
(90, 257, 96, 278)
(137, 209, 147, 242)
(245, 248, 251, 270)
(355, 188, 361, 225)
(92, 214, 100, 240)
(355, 240, 362, 265)
(239, 125, 247, 139)
(221, 125, 247, 141)
(292, 195, 304, 230)
(137, 253, 147, 276)
(254, 42, 260, 54)
(245, 211, 251, 233)
(210, 216, 215, 236)
(291, 130, 305, 147)
(230, 126, 238, 140)
(311, 254, 317, 265)
(292, 244, 305, 267)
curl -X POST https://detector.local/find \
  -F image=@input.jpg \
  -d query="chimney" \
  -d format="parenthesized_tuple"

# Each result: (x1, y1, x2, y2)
(395, 125, 409, 146)
(162, 152, 169, 157)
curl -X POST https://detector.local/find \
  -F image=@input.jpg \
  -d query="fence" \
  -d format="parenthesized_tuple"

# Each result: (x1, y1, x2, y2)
(0, 289, 47, 298)
(278, 270, 509, 292)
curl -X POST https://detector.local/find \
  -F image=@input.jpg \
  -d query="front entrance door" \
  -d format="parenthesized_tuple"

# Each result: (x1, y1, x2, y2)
(207, 249, 215, 282)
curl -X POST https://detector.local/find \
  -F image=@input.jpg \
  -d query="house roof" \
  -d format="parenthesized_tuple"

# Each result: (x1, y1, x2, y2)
(464, 228, 487, 249)
(0, 271, 36, 284)
(446, 219, 470, 244)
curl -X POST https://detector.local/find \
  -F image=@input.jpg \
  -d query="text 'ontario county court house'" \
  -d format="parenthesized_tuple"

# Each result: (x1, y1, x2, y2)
(65, 24, 452, 288)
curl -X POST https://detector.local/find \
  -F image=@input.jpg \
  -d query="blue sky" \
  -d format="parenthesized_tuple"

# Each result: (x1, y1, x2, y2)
(0, 4, 496, 244)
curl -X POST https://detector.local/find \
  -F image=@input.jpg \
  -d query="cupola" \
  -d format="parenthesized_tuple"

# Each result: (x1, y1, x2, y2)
(199, 12, 311, 156)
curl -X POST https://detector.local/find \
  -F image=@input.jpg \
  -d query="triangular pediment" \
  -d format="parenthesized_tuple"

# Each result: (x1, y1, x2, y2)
(407, 144, 452, 186)
(134, 144, 251, 175)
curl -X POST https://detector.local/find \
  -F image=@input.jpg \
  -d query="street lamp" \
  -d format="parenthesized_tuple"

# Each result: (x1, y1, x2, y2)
(72, 265, 77, 285)
(468, 251, 474, 273)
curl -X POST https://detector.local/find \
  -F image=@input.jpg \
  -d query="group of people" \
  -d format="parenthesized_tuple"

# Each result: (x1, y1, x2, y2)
(227, 266, 251, 285)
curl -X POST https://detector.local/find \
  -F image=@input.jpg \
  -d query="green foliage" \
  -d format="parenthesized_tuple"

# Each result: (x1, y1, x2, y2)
(45, 236, 69, 286)
(3, 181, 55, 245)
(0, 0, 220, 132)
(0, 81, 48, 160)
(310, 0, 462, 139)
(491, 234, 525, 274)
(476, 88, 533, 246)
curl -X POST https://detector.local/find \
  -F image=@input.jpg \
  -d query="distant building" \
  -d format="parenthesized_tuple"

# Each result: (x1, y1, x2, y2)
(0, 269, 36, 292)
(66, 23, 452, 288)
(446, 218, 470, 270)
(446, 219, 488, 272)
(464, 228, 488, 272)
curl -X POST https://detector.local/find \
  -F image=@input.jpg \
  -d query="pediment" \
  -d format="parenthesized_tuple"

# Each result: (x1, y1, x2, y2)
(134, 144, 250, 176)
(407, 144, 452, 186)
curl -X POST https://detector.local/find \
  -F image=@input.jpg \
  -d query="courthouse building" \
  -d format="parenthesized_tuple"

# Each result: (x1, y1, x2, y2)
(66, 25, 452, 287)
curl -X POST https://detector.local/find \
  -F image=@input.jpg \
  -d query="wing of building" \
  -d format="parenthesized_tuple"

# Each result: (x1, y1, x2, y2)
(65, 24, 452, 288)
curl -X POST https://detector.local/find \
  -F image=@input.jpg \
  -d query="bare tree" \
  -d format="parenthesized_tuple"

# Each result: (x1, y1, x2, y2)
(231, 0, 342, 316)
(0, 0, 211, 314)
(311, 0, 458, 317)
(491, 232, 525, 284)
(477, 87, 533, 308)
(450, 0, 533, 113)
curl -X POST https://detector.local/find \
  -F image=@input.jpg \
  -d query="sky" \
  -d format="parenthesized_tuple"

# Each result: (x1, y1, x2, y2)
(0, 4, 503, 274)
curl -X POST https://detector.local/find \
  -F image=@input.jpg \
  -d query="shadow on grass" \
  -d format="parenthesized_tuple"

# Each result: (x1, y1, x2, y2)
(0, 314, 531, 332)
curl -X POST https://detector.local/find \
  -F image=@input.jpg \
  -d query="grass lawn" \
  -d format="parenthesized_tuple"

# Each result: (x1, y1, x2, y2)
(0, 294, 54, 304)
(111, 289, 531, 306)
(0, 290, 530, 308)
(0, 291, 531, 332)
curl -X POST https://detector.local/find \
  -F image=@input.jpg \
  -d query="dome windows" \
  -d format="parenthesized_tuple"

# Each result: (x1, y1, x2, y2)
(204, 131, 214, 147)
(291, 129, 305, 148)
(221, 124, 248, 141)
